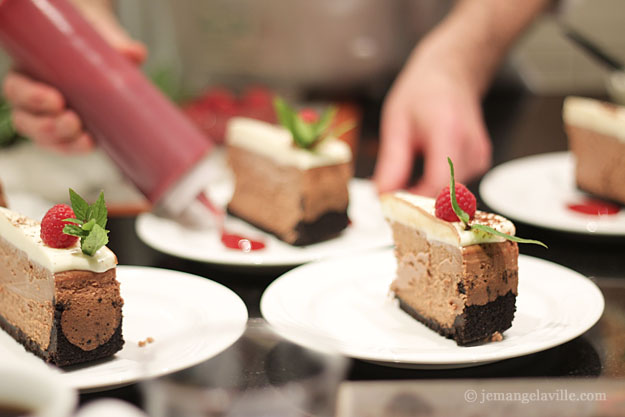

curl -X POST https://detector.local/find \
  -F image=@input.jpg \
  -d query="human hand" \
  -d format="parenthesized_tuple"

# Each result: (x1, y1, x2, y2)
(2, 0, 146, 153)
(373, 36, 492, 197)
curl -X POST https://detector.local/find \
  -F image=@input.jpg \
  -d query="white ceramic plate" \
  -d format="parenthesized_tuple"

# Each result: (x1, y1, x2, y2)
(4, 191, 53, 220)
(0, 266, 248, 392)
(260, 250, 604, 369)
(480, 152, 625, 235)
(136, 179, 393, 268)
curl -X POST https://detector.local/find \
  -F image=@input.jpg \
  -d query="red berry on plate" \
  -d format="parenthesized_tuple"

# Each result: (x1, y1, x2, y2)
(40, 204, 79, 248)
(298, 108, 319, 123)
(435, 184, 476, 222)
(201, 87, 237, 113)
(241, 86, 273, 109)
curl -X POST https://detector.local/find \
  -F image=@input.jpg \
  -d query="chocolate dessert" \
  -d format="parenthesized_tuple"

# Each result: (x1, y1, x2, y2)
(226, 110, 353, 246)
(381, 192, 519, 345)
(564, 96, 625, 205)
(0, 180, 6, 207)
(0, 194, 123, 366)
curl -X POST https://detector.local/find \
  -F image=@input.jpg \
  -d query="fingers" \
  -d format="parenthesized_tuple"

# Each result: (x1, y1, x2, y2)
(81, 5, 147, 65)
(373, 104, 416, 193)
(12, 108, 93, 153)
(411, 116, 492, 197)
(3, 71, 64, 114)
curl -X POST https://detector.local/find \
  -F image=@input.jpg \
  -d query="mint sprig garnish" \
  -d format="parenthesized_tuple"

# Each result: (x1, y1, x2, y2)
(447, 158, 547, 248)
(62, 189, 110, 256)
(273, 97, 337, 149)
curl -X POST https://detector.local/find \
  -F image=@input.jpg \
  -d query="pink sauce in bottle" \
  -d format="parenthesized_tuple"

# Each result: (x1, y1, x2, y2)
(0, 0, 212, 207)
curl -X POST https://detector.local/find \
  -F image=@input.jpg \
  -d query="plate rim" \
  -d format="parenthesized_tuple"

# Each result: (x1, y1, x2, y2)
(260, 249, 605, 368)
(56, 265, 249, 391)
(135, 178, 392, 268)
(479, 151, 625, 236)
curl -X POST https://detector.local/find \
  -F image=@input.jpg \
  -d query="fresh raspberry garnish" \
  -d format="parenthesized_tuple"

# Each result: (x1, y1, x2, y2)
(435, 184, 477, 222)
(298, 108, 319, 123)
(40, 204, 79, 248)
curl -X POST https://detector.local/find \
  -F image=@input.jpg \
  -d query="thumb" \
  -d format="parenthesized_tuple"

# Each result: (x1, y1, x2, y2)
(373, 107, 415, 193)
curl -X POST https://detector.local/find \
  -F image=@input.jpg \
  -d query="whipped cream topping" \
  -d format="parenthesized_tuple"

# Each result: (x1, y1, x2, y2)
(226, 117, 352, 169)
(380, 192, 516, 247)
(563, 96, 625, 142)
(0, 207, 117, 273)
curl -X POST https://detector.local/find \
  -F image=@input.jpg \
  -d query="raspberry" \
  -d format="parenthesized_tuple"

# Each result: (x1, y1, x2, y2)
(435, 184, 477, 222)
(40, 204, 79, 248)
(298, 108, 319, 123)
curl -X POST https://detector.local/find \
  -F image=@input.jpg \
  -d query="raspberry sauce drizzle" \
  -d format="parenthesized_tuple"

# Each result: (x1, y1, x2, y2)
(196, 192, 266, 251)
(566, 198, 621, 216)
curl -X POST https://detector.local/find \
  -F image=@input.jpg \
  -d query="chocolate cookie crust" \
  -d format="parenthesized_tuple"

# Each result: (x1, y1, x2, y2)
(397, 291, 516, 345)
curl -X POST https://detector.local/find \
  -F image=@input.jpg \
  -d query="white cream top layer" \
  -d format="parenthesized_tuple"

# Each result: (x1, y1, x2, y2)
(0, 207, 117, 273)
(563, 96, 625, 142)
(226, 117, 352, 169)
(380, 192, 516, 247)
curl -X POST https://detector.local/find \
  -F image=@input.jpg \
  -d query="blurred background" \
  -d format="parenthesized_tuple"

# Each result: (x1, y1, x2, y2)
(0, 0, 624, 213)
(0, 0, 621, 100)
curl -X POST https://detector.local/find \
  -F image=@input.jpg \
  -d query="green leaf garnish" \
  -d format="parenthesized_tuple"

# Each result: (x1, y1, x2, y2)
(471, 224, 548, 248)
(447, 157, 547, 248)
(62, 189, 110, 256)
(80, 224, 109, 256)
(273, 97, 339, 149)
(69, 189, 89, 221)
(448, 158, 470, 225)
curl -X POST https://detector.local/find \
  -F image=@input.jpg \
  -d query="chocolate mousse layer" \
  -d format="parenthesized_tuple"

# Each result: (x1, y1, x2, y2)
(53, 269, 124, 366)
(389, 221, 518, 345)
(567, 125, 625, 205)
(227, 146, 352, 245)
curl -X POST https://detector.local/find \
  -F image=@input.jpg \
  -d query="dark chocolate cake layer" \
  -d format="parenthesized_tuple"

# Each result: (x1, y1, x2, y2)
(397, 291, 516, 345)
(227, 207, 349, 246)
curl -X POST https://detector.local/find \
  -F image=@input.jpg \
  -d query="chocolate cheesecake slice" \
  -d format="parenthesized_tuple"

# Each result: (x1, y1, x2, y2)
(381, 193, 518, 345)
(0, 180, 6, 208)
(0, 207, 123, 366)
(564, 96, 625, 205)
(226, 117, 352, 245)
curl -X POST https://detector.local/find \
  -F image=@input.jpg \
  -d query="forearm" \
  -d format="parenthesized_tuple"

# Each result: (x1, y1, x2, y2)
(423, 0, 551, 96)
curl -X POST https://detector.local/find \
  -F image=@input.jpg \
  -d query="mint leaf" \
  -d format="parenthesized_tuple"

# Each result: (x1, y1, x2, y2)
(82, 219, 96, 232)
(63, 224, 88, 238)
(274, 97, 296, 135)
(273, 97, 337, 149)
(92, 191, 108, 228)
(446, 156, 546, 248)
(64, 189, 110, 256)
(471, 224, 548, 248)
(69, 188, 89, 221)
(312, 106, 337, 139)
(447, 157, 470, 225)
(80, 223, 109, 256)
(292, 115, 315, 148)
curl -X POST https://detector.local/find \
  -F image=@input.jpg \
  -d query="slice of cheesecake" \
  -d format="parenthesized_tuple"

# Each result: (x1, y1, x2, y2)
(0, 206, 123, 366)
(563, 96, 625, 205)
(226, 117, 353, 245)
(0, 180, 6, 207)
(381, 192, 518, 345)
